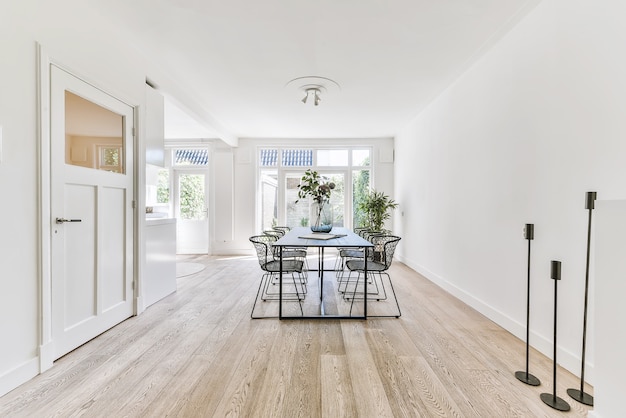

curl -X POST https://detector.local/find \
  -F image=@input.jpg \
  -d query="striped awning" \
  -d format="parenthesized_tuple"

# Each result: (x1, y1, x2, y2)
(175, 149, 209, 166)
(260, 149, 278, 166)
(260, 149, 313, 167)
(282, 149, 313, 166)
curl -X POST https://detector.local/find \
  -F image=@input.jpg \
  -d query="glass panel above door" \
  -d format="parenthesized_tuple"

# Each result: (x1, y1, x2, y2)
(352, 149, 371, 166)
(317, 149, 348, 166)
(174, 148, 209, 166)
(65, 91, 125, 174)
(282, 149, 313, 166)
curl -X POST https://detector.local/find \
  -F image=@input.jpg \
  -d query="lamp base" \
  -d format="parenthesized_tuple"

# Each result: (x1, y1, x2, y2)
(515, 371, 541, 386)
(567, 388, 594, 406)
(540, 393, 570, 411)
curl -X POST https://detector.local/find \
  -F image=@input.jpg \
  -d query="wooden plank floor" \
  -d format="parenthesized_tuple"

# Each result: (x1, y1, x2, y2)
(0, 254, 593, 417)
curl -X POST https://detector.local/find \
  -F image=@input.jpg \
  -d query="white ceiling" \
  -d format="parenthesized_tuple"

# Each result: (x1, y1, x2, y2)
(95, 0, 539, 143)
(163, 99, 219, 139)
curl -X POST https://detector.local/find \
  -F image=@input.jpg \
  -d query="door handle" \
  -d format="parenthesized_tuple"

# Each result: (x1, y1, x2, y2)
(56, 218, 82, 224)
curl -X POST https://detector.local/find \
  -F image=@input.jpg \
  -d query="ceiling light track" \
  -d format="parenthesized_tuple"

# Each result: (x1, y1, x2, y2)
(286, 76, 340, 107)
(301, 88, 322, 106)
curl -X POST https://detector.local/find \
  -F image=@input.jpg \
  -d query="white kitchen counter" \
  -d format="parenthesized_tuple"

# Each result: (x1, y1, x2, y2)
(144, 218, 177, 308)
(145, 217, 176, 226)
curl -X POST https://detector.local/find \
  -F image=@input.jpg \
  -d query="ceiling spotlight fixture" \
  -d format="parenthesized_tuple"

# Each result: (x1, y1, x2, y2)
(286, 76, 340, 107)
(302, 88, 322, 106)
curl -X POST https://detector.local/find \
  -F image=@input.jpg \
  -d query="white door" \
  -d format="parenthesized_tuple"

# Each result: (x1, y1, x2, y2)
(50, 65, 134, 359)
(174, 170, 209, 254)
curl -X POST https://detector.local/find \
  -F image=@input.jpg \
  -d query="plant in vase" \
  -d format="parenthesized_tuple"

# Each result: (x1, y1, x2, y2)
(358, 189, 399, 232)
(296, 169, 336, 232)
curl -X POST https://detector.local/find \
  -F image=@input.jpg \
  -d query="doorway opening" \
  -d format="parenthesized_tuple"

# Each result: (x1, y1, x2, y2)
(154, 148, 211, 254)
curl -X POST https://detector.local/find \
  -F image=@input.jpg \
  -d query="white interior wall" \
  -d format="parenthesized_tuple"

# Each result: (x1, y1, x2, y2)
(395, 0, 626, 386)
(0, 0, 179, 396)
(0, 5, 40, 395)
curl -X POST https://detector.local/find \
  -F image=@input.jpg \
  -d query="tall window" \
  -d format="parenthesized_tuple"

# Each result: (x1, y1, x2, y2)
(260, 171, 278, 229)
(285, 173, 308, 228)
(352, 150, 371, 228)
(156, 168, 170, 204)
(172, 148, 209, 220)
(258, 147, 371, 231)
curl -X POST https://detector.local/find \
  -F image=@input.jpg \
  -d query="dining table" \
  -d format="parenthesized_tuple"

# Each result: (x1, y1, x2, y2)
(273, 226, 374, 319)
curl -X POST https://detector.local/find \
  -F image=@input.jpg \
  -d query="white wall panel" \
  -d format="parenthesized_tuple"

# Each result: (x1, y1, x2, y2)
(64, 184, 97, 327)
(100, 186, 126, 311)
(213, 150, 234, 243)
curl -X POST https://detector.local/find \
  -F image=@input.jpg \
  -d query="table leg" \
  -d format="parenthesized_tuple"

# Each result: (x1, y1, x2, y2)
(364, 248, 367, 318)
(319, 247, 324, 301)
(279, 249, 283, 319)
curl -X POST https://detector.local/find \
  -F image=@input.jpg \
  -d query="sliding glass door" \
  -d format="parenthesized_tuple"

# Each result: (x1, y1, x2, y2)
(284, 171, 345, 229)
(258, 147, 371, 231)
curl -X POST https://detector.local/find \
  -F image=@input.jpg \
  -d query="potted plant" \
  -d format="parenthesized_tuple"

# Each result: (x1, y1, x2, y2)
(296, 169, 335, 232)
(359, 190, 398, 232)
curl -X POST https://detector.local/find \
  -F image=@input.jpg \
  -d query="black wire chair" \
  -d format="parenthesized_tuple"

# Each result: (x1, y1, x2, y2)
(333, 227, 372, 278)
(265, 229, 309, 274)
(272, 226, 291, 235)
(334, 228, 386, 282)
(249, 235, 306, 318)
(343, 234, 402, 318)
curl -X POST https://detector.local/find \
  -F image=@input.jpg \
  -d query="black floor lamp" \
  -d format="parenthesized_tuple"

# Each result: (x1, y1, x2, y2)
(567, 191, 596, 406)
(540, 260, 570, 412)
(515, 223, 540, 386)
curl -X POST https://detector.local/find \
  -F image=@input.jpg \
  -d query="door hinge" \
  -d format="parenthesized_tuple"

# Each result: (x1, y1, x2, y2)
(132, 127, 136, 137)
(132, 200, 137, 209)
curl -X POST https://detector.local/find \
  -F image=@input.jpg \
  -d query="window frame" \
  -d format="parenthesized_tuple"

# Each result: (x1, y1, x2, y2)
(257, 146, 372, 232)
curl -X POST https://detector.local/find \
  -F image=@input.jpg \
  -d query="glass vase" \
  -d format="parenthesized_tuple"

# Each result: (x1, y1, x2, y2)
(311, 202, 333, 233)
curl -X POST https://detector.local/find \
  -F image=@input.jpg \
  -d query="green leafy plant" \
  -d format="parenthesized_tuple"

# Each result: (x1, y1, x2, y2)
(352, 168, 370, 227)
(295, 169, 336, 227)
(358, 190, 398, 232)
(156, 169, 170, 204)
(179, 175, 205, 220)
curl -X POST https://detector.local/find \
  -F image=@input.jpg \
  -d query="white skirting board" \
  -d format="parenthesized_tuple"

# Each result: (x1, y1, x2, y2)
(0, 358, 39, 398)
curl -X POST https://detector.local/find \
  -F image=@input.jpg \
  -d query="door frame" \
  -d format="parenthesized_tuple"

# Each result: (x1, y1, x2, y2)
(37, 44, 139, 372)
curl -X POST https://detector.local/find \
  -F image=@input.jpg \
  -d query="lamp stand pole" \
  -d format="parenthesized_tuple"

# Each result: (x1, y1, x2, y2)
(567, 191, 596, 406)
(515, 223, 540, 386)
(540, 260, 571, 411)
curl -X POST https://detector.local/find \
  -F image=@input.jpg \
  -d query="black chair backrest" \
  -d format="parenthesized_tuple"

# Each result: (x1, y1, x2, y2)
(249, 235, 277, 268)
(273, 226, 290, 234)
(370, 235, 401, 269)
(264, 229, 284, 237)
